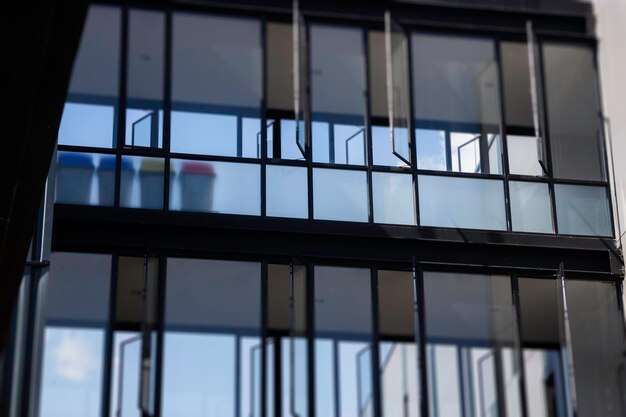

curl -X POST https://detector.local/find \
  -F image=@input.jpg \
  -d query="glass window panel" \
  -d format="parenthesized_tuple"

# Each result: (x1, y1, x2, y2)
(268, 119, 306, 160)
(55, 152, 114, 206)
(423, 272, 521, 417)
(372, 126, 410, 167)
(418, 175, 506, 230)
(126, 10, 164, 149)
(313, 169, 368, 222)
(120, 156, 164, 210)
(311, 25, 366, 166)
(554, 184, 612, 236)
(378, 270, 420, 417)
(543, 44, 605, 181)
(566, 280, 626, 417)
(314, 266, 373, 417)
(170, 159, 260, 216)
(509, 181, 553, 233)
(267, 23, 294, 112)
(162, 258, 261, 417)
(372, 172, 415, 225)
(266, 165, 308, 219)
(58, 5, 120, 148)
(171, 14, 262, 158)
(34, 253, 111, 417)
(501, 42, 533, 130)
(507, 135, 544, 176)
(412, 34, 501, 174)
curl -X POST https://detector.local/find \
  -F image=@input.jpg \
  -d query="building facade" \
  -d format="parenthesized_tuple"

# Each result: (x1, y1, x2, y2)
(2, 1, 625, 417)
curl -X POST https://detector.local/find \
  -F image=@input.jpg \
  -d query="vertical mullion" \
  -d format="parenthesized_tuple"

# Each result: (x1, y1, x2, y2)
(363, 29, 374, 225)
(101, 253, 119, 417)
(370, 268, 382, 417)
(114, 7, 129, 208)
(162, 11, 172, 211)
(305, 23, 314, 221)
(306, 263, 316, 417)
(260, 20, 268, 217)
(405, 27, 420, 227)
(415, 263, 429, 417)
(494, 39, 513, 232)
(153, 256, 167, 417)
(261, 261, 268, 417)
(510, 274, 529, 417)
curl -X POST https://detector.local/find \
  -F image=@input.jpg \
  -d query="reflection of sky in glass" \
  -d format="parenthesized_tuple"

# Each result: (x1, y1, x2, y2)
(39, 327, 104, 417)
(126, 109, 163, 148)
(110, 331, 141, 417)
(58, 103, 115, 148)
(372, 126, 408, 167)
(416, 129, 446, 171)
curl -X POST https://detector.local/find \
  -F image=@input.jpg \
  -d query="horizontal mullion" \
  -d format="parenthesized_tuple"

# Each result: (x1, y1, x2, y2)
(168, 152, 261, 164)
(417, 169, 504, 180)
(552, 178, 609, 187)
(266, 159, 308, 167)
(57, 145, 117, 154)
(371, 165, 413, 174)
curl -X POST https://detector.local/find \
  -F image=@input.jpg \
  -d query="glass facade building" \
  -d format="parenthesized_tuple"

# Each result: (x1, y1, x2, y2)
(2, 2, 625, 417)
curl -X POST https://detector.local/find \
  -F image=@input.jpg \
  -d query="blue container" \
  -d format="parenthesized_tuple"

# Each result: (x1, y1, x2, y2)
(55, 153, 94, 204)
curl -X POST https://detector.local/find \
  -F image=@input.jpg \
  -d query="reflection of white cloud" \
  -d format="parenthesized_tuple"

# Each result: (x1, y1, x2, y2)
(52, 330, 98, 382)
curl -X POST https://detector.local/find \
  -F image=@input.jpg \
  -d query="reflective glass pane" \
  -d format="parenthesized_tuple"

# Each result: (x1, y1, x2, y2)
(372, 126, 410, 167)
(566, 280, 626, 417)
(58, 6, 120, 148)
(314, 266, 373, 417)
(378, 270, 420, 417)
(543, 44, 605, 181)
(423, 272, 521, 417)
(170, 160, 260, 216)
(372, 172, 415, 225)
(126, 10, 164, 148)
(501, 42, 533, 130)
(554, 184, 612, 236)
(412, 34, 501, 174)
(313, 169, 368, 222)
(34, 253, 111, 417)
(418, 175, 506, 230)
(311, 25, 366, 165)
(267, 119, 306, 160)
(509, 181, 553, 233)
(507, 135, 544, 176)
(266, 165, 308, 219)
(55, 152, 114, 206)
(171, 14, 262, 158)
(268, 23, 294, 112)
(120, 156, 164, 210)
(162, 258, 261, 417)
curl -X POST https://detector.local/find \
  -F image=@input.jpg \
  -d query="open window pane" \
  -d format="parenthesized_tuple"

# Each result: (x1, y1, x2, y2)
(385, 13, 411, 164)
(58, 6, 120, 148)
(294, 5, 308, 157)
(171, 14, 262, 158)
(509, 181, 553, 233)
(266, 165, 308, 219)
(170, 160, 260, 216)
(554, 184, 612, 236)
(311, 25, 366, 166)
(423, 272, 521, 417)
(507, 135, 544, 176)
(372, 172, 415, 225)
(543, 43, 605, 181)
(34, 253, 112, 417)
(314, 266, 373, 417)
(412, 34, 502, 174)
(125, 10, 164, 149)
(378, 270, 420, 417)
(418, 175, 506, 230)
(162, 258, 261, 417)
(313, 169, 368, 222)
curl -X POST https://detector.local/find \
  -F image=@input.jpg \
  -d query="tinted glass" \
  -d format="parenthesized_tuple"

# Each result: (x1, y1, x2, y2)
(566, 280, 626, 417)
(266, 165, 308, 219)
(501, 42, 533, 130)
(171, 14, 262, 158)
(57, 6, 120, 148)
(378, 270, 420, 417)
(418, 175, 506, 230)
(423, 272, 520, 417)
(126, 10, 164, 149)
(162, 258, 261, 417)
(55, 152, 114, 206)
(313, 169, 368, 222)
(311, 25, 366, 165)
(267, 23, 294, 112)
(412, 34, 502, 174)
(314, 266, 373, 417)
(543, 44, 605, 181)
(372, 172, 415, 225)
(509, 181, 553, 233)
(507, 135, 544, 176)
(120, 156, 164, 210)
(170, 159, 260, 216)
(34, 253, 111, 417)
(554, 184, 611, 236)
